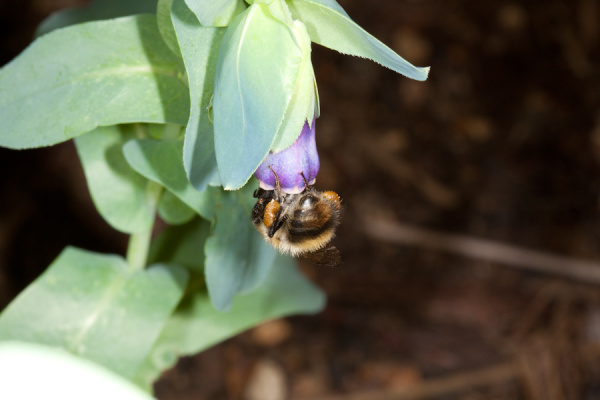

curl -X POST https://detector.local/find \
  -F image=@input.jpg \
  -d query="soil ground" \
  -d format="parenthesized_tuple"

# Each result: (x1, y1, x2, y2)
(2, 0, 600, 399)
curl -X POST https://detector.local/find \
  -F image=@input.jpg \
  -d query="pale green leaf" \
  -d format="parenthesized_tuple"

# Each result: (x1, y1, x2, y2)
(184, 0, 247, 26)
(0, 15, 189, 149)
(171, 0, 224, 190)
(157, 0, 181, 56)
(0, 342, 155, 400)
(158, 190, 196, 225)
(122, 139, 219, 220)
(0, 247, 188, 380)
(204, 191, 277, 311)
(134, 254, 325, 388)
(36, 0, 157, 36)
(213, 3, 303, 190)
(288, 0, 430, 81)
(74, 125, 154, 234)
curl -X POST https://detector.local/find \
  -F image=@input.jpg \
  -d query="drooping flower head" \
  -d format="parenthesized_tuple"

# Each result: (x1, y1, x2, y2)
(208, 0, 429, 191)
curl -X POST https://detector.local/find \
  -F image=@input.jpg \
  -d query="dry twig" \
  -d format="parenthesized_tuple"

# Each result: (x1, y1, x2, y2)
(363, 216, 600, 285)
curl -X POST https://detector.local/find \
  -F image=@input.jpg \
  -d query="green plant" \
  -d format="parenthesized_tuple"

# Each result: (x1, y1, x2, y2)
(0, 0, 428, 393)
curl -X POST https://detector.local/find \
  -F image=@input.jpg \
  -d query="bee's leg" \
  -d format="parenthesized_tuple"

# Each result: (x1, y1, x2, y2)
(251, 199, 265, 224)
(268, 210, 287, 238)
(268, 165, 282, 202)
(252, 189, 275, 225)
(253, 187, 272, 200)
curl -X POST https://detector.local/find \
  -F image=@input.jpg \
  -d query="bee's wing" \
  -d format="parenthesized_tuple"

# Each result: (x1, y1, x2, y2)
(302, 245, 342, 267)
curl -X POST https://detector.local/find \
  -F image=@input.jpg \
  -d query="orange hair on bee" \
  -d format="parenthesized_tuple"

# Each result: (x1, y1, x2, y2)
(321, 191, 341, 210)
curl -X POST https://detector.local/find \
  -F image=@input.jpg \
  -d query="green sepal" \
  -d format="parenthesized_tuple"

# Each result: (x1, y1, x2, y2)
(270, 19, 317, 152)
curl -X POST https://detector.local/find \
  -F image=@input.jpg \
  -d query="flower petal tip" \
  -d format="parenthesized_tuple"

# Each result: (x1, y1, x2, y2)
(255, 119, 320, 194)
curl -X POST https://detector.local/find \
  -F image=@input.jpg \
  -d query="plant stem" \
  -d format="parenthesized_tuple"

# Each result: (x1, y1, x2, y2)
(126, 181, 164, 270)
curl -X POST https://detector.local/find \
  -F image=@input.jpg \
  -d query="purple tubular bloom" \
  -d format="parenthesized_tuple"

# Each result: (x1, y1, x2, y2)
(254, 119, 320, 194)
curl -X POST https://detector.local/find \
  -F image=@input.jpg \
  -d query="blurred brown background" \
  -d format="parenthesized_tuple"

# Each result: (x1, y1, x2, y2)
(2, 0, 600, 399)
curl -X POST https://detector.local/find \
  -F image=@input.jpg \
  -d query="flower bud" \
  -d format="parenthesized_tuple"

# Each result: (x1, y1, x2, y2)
(254, 119, 319, 194)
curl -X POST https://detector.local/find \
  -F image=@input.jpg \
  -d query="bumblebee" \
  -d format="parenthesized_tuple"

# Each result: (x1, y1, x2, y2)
(252, 168, 342, 267)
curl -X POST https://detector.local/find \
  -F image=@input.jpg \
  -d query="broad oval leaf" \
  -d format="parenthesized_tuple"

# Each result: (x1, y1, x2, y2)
(134, 253, 325, 388)
(184, 0, 247, 27)
(288, 0, 430, 81)
(213, 4, 303, 190)
(0, 342, 155, 400)
(0, 15, 189, 150)
(204, 190, 277, 311)
(0, 247, 188, 380)
(74, 125, 154, 234)
(172, 0, 225, 190)
(122, 139, 218, 220)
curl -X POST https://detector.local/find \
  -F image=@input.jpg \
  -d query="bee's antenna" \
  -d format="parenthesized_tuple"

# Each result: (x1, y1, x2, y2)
(268, 165, 282, 201)
(300, 172, 309, 191)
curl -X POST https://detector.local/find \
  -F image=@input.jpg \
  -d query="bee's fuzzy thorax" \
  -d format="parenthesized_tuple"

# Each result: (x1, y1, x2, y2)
(251, 171, 342, 266)
(251, 186, 342, 257)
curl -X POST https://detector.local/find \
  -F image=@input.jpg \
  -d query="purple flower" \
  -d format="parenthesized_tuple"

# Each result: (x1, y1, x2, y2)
(254, 119, 320, 194)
